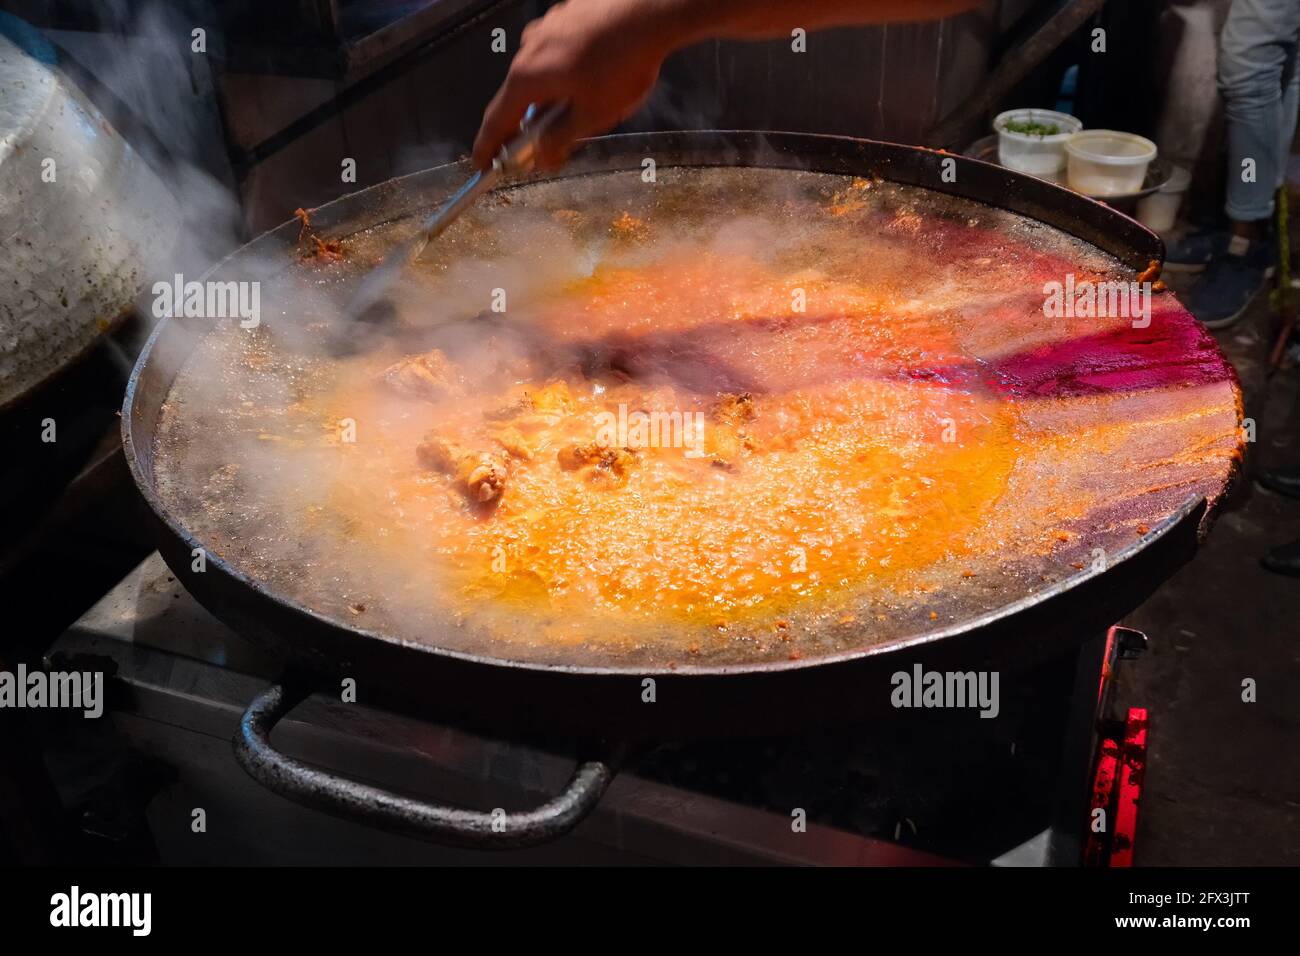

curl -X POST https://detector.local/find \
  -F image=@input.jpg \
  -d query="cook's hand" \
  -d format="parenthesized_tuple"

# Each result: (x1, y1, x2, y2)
(472, 0, 675, 171)
(472, 0, 983, 169)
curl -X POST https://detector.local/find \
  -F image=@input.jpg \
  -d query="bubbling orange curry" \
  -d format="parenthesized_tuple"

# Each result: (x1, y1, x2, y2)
(155, 168, 1240, 667)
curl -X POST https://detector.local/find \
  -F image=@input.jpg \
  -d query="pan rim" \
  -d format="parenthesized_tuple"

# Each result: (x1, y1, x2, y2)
(122, 130, 1230, 679)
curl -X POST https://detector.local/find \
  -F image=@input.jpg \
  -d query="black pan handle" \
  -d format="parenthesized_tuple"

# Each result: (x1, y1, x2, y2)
(233, 682, 616, 849)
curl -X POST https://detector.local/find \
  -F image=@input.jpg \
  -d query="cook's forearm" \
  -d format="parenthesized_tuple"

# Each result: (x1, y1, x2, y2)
(473, 0, 983, 168)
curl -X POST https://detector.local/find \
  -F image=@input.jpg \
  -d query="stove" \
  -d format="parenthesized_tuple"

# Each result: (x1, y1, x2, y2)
(36, 553, 1141, 866)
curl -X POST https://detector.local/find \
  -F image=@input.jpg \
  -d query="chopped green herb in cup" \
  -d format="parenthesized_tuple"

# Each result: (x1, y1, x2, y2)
(1003, 119, 1062, 136)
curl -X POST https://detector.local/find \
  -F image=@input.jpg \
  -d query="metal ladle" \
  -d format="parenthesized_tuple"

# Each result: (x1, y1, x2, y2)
(344, 102, 569, 326)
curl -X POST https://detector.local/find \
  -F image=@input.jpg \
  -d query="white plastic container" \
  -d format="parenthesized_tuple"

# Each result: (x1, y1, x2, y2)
(1066, 130, 1158, 197)
(994, 109, 1082, 180)
(1137, 164, 1191, 233)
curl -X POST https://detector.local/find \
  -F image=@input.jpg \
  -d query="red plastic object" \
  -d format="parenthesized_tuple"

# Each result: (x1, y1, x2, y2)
(1084, 737, 1120, 867)
(1110, 707, 1148, 867)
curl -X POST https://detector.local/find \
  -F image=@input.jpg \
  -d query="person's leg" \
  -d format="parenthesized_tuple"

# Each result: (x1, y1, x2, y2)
(1254, 12, 1300, 576)
(1165, 2, 1236, 272)
(1232, 0, 1300, 572)
(1187, 0, 1300, 327)
(1220, 0, 1300, 227)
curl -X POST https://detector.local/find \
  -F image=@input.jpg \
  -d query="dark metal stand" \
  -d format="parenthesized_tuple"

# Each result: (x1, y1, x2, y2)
(35, 555, 1141, 865)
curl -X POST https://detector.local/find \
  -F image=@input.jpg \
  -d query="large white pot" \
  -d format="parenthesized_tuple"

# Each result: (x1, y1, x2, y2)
(0, 12, 178, 409)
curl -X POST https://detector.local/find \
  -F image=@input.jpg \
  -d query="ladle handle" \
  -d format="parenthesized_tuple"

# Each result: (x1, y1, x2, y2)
(494, 101, 571, 178)
(412, 101, 570, 249)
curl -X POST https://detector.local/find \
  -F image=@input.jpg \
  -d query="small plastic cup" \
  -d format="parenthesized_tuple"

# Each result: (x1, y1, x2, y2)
(1137, 164, 1191, 233)
(1066, 130, 1158, 197)
(994, 109, 1083, 180)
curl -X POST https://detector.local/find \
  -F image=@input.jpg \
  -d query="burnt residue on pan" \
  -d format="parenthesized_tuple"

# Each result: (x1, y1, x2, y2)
(149, 166, 1241, 669)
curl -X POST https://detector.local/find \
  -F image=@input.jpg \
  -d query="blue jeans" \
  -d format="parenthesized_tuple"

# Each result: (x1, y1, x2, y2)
(1219, 0, 1300, 221)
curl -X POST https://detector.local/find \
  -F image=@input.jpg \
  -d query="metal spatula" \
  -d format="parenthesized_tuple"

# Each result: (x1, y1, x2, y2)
(344, 102, 569, 326)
